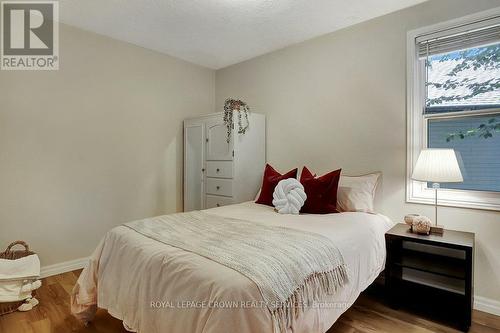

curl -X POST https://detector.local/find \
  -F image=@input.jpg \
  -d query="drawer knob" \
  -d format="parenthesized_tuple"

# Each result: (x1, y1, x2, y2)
(216, 186, 220, 190)
(216, 203, 220, 207)
(202, 168, 205, 172)
(216, 168, 220, 172)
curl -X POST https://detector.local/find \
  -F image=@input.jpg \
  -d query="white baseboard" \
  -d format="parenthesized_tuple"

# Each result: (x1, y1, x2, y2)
(40, 257, 89, 278)
(39, 257, 500, 317)
(475, 296, 500, 316)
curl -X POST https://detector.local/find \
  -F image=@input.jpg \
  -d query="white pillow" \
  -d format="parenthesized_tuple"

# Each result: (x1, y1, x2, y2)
(337, 172, 381, 213)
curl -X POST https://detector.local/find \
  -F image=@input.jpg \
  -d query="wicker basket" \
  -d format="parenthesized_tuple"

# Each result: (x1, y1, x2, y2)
(0, 241, 37, 316)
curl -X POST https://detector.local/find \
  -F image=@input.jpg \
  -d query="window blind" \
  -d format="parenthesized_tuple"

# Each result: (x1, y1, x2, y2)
(416, 19, 500, 58)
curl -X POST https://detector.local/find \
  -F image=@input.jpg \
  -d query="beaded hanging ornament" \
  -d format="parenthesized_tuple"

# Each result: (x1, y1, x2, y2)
(223, 99, 250, 143)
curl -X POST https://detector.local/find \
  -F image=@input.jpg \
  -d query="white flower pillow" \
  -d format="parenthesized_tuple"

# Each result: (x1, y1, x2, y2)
(337, 172, 381, 213)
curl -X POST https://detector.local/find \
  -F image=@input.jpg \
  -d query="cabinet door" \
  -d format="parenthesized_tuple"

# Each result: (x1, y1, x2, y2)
(184, 123, 205, 211)
(205, 117, 233, 161)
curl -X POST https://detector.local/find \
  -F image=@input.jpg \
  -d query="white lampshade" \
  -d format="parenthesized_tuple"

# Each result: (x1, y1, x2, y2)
(412, 149, 463, 183)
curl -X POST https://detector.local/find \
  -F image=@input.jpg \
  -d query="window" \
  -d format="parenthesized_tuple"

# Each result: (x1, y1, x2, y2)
(407, 8, 500, 211)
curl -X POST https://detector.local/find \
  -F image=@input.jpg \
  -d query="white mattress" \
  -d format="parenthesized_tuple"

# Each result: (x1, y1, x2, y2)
(71, 202, 394, 333)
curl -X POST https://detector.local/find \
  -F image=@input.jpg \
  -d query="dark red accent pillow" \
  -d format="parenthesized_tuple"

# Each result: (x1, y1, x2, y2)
(255, 164, 298, 206)
(300, 167, 342, 214)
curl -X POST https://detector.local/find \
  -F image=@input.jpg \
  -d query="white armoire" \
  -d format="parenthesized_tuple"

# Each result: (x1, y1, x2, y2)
(183, 112, 266, 211)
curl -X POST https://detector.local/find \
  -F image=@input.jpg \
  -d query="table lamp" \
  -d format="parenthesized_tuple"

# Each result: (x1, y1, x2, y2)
(411, 149, 463, 235)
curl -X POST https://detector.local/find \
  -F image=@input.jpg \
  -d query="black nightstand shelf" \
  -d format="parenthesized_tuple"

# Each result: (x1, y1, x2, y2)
(385, 224, 474, 331)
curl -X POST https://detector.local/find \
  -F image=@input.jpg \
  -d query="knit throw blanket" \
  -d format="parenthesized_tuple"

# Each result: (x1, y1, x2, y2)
(124, 211, 348, 333)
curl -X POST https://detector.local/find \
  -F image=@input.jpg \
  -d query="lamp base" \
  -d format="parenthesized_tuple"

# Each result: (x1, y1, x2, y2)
(430, 225, 444, 235)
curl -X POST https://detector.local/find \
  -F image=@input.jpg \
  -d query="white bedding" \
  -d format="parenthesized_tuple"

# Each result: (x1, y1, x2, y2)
(71, 201, 394, 333)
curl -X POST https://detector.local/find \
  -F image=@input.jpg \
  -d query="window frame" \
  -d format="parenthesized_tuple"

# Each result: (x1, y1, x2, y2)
(406, 7, 500, 211)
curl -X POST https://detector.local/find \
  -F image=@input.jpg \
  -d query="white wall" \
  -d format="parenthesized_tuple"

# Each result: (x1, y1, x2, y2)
(216, 0, 500, 305)
(0, 23, 215, 266)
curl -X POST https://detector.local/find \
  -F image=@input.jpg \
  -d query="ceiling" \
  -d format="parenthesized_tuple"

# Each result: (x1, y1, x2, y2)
(59, 0, 428, 69)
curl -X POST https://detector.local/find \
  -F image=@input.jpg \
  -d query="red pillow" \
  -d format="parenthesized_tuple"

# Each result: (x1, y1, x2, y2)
(300, 167, 342, 214)
(255, 164, 298, 206)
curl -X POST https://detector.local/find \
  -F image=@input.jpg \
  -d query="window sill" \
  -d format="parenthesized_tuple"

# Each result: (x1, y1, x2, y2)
(407, 180, 500, 212)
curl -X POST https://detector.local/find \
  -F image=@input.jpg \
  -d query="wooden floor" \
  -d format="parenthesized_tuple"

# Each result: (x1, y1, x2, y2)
(1, 270, 499, 333)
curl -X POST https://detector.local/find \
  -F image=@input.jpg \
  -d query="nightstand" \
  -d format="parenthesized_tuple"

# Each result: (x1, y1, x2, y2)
(385, 223, 474, 332)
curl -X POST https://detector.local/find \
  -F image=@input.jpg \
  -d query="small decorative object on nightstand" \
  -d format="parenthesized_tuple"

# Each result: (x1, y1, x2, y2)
(404, 214, 432, 235)
(412, 215, 432, 235)
(404, 214, 420, 226)
(411, 149, 463, 235)
(385, 223, 474, 332)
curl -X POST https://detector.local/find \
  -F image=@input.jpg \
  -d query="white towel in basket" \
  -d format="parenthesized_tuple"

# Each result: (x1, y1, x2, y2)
(0, 254, 41, 302)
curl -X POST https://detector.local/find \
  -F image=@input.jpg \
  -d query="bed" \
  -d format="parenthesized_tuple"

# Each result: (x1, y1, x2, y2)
(71, 201, 394, 333)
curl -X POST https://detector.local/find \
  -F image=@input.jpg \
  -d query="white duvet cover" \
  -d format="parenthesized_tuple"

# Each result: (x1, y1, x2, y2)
(71, 202, 394, 333)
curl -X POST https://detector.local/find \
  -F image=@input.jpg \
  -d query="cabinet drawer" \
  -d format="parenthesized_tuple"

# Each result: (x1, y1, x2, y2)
(206, 178, 233, 197)
(206, 161, 233, 178)
(205, 195, 233, 209)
